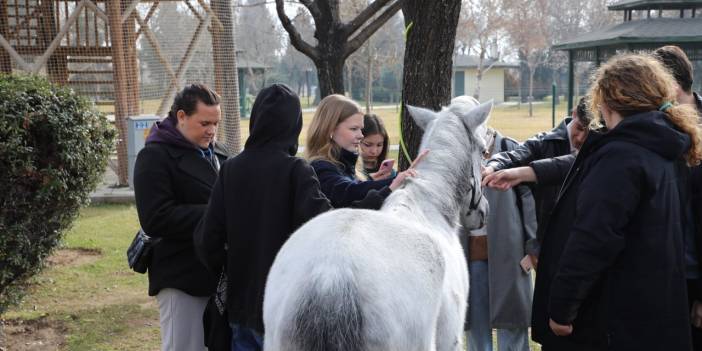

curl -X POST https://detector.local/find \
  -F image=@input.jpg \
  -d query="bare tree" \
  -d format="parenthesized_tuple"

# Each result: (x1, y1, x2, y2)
(399, 0, 462, 169)
(275, 0, 402, 98)
(504, 0, 550, 117)
(456, 0, 505, 101)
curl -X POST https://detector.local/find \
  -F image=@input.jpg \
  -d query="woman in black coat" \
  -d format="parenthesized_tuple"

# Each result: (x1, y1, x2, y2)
(546, 54, 702, 350)
(134, 84, 229, 351)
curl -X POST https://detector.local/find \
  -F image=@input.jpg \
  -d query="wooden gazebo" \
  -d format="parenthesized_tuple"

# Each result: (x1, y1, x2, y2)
(553, 0, 702, 111)
(0, 0, 241, 185)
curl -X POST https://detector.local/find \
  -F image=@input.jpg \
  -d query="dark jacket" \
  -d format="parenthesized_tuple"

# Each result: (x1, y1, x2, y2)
(134, 117, 230, 297)
(486, 118, 572, 245)
(688, 92, 702, 300)
(546, 111, 692, 350)
(194, 84, 333, 333)
(311, 148, 392, 208)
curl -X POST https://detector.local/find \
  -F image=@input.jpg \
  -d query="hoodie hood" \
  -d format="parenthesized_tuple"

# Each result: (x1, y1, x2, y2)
(598, 111, 690, 161)
(145, 116, 198, 149)
(245, 84, 302, 155)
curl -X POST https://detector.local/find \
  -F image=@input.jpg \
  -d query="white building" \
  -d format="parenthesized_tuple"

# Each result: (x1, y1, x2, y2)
(452, 55, 518, 103)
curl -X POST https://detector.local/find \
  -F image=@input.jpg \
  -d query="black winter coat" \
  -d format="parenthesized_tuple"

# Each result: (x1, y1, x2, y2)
(194, 85, 333, 333)
(486, 118, 572, 245)
(311, 148, 392, 208)
(545, 111, 692, 350)
(134, 138, 229, 297)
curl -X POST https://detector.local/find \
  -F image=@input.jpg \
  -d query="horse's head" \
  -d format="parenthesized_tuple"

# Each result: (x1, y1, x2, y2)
(406, 96, 491, 230)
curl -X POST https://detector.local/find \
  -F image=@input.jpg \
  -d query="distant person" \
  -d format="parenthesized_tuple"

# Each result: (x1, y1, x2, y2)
(654, 45, 702, 350)
(306, 94, 418, 208)
(134, 84, 230, 351)
(360, 113, 396, 181)
(463, 125, 537, 351)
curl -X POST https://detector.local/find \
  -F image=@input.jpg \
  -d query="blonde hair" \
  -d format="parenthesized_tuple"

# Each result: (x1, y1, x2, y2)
(306, 94, 362, 165)
(588, 54, 702, 165)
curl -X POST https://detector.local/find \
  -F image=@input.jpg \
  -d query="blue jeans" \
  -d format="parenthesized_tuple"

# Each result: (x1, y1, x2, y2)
(467, 260, 530, 351)
(230, 324, 263, 351)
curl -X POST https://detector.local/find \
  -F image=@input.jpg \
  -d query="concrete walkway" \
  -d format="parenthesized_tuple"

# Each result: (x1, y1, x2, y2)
(90, 162, 134, 204)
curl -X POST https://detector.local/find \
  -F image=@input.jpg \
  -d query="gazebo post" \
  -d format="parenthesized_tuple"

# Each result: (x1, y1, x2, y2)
(568, 50, 574, 114)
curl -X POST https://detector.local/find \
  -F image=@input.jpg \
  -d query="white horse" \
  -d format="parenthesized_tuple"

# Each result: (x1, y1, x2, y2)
(263, 97, 492, 351)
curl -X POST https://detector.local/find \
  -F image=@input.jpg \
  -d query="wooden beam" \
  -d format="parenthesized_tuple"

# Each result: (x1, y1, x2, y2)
(156, 12, 212, 116)
(107, 0, 131, 185)
(121, 0, 140, 23)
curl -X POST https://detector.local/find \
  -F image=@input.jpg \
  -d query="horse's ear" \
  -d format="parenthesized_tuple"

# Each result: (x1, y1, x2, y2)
(406, 105, 437, 131)
(462, 100, 493, 130)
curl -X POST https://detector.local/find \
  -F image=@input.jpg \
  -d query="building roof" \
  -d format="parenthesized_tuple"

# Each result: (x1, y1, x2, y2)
(553, 18, 702, 50)
(453, 55, 519, 69)
(609, 0, 702, 10)
(237, 58, 268, 70)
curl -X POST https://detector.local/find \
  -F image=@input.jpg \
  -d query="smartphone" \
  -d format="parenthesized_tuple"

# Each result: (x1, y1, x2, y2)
(379, 159, 395, 171)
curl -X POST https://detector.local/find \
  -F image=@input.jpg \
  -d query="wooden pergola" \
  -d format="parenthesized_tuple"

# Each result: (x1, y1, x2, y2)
(553, 0, 702, 112)
(0, 0, 241, 185)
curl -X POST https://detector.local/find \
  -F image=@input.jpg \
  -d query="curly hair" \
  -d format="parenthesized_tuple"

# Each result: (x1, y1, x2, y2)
(588, 54, 702, 165)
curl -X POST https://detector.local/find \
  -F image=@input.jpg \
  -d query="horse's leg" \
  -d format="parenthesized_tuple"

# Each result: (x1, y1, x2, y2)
(435, 245, 469, 351)
(434, 292, 465, 351)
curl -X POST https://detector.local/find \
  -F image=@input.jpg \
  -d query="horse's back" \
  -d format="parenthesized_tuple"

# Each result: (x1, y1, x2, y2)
(264, 208, 447, 351)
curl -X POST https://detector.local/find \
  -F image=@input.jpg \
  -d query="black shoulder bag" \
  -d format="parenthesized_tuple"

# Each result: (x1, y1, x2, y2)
(126, 229, 161, 274)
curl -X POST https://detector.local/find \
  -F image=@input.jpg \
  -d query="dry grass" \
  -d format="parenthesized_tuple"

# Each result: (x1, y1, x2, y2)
(100, 99, 568, 146)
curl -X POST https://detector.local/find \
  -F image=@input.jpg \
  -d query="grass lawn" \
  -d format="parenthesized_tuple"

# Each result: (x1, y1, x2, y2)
(4, 204, 160, 351)
(4, 204, 543, 350)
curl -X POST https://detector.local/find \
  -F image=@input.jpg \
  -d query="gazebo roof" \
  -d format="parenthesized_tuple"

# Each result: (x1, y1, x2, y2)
(553, 18, 702, 51)
(608, 0, 702, 10)
(453, 55, 518, 69)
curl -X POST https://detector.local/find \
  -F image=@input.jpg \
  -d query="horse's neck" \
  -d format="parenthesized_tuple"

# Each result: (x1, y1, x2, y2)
(382, 166, 464, 233)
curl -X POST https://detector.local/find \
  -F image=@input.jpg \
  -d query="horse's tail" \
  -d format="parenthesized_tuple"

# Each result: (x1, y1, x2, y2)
(288, 278, 365, 351)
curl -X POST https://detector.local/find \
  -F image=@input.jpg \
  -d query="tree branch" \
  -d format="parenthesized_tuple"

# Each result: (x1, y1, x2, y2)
(344, 0, 402, 57)
(299, 0, 321, 20)
(275, 0, 319, 61)
(345, 0, 395, 37)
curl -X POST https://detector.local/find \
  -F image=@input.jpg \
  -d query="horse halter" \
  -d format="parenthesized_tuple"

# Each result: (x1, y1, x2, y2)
(466, 174, 481, 213)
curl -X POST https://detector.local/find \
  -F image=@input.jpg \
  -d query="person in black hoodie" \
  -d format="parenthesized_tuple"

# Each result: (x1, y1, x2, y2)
(545, 54, 702, 350)
(133, 84, 230, 351)
(193, 84, 330, 350)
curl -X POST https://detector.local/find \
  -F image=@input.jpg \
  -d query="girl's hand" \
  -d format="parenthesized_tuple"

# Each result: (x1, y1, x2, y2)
(388, 150, 429, 191)
(389, 168, 417, 191)
(369, 168, 392, 180)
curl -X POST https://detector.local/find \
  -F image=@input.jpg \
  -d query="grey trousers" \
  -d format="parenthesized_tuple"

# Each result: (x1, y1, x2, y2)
(156, 288, 209, 351)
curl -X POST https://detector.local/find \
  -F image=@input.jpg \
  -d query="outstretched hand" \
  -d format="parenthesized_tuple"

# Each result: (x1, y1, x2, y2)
(482, 166, 536, 191)
(389, 150, 429, 191)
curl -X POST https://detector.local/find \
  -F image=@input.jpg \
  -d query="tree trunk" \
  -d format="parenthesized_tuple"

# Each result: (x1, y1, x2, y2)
(399, 0, 461, 170)
(0, 2, 10, 73)
(315, 55, 346, 98)
(366, 45, 373, 113)
(473, 48, 486, 100)
(211, 0, 242, 152)
(528, 64, 536, 117)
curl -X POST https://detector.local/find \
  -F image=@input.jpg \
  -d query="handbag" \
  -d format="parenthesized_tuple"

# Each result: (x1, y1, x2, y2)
(126, 229, 161, 274)
(203, 269, 232, 350)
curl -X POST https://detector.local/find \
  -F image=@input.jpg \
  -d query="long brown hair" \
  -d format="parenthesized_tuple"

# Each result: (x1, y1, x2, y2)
(588, 54, 702, 165)
(361, 113, 390, 169)
(306, 94, 362, 165)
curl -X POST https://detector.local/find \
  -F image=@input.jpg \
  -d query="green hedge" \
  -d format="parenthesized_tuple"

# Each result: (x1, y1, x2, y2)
(0, 74, 115, 314)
